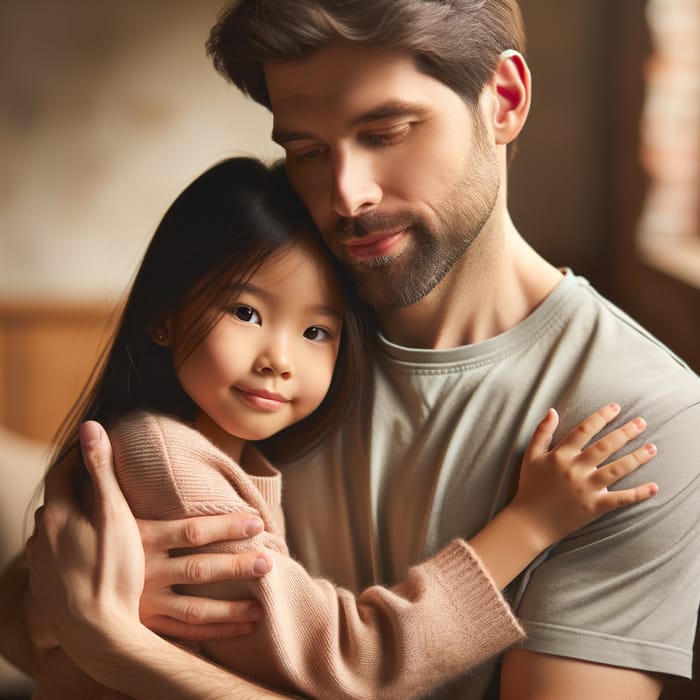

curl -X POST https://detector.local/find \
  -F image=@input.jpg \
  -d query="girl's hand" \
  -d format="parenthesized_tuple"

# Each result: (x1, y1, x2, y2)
(509, 403, 658, 551)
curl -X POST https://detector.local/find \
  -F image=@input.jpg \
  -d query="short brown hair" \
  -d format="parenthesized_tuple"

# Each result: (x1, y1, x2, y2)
(207, 0, 526, 109)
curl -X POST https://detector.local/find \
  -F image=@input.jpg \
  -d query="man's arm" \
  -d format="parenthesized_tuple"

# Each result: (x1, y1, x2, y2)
(0, 554, 42, 676)
(24, 421, 287, 699)
(500, 648, 664, 700)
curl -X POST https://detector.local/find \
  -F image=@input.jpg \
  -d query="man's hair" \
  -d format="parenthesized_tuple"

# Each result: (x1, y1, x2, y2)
(206, 0, 526, 109)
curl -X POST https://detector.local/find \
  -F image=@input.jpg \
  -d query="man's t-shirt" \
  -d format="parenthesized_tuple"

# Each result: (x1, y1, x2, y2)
(282, 271, 700, 698)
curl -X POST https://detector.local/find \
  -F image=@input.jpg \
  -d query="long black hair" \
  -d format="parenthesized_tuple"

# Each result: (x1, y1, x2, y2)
(50, 157, 371, 488)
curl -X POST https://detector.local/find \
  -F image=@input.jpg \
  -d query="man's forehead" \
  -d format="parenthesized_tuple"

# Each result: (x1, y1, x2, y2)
(263, 43, 439, 130)
(263, 42, 418, 104)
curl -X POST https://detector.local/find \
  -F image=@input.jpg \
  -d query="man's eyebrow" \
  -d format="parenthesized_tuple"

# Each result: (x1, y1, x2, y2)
(348, 101, 425, 128)
(271, 101, 425, 145)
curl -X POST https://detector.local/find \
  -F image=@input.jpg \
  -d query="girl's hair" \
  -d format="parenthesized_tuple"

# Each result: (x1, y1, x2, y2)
(50, 157, 370, 487)
(206, 0, 526, 109)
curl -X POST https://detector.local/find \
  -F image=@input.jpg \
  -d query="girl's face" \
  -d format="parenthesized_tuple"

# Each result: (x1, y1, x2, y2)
(171, 242, 344, 461)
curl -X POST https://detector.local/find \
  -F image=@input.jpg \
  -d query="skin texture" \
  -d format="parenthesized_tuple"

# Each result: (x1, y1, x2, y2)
(169, 243, 343, 461)
(268, 45, 500, 311)
(1, 43, 667, 700)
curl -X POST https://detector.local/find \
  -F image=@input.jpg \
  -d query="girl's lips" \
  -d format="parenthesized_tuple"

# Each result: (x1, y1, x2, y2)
(235, 387, 290, 411)
(345, 229, 407, 260)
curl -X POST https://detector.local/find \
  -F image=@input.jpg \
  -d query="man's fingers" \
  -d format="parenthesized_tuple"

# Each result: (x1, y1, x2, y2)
(147, 551, 272, 589)
(146, 593, 262, 626)
(144, 615, 257, 641)
(138, 512, 265, 552)
(79, 421, 123, 511)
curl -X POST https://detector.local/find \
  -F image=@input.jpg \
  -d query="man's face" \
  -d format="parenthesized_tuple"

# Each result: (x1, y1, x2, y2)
(265, 42, 500, 310)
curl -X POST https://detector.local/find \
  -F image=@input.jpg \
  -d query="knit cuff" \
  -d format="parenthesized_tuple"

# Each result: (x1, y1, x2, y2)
(420, 539, 525, 664)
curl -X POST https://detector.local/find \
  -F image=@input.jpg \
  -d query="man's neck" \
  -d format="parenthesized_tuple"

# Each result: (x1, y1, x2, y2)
(378, 220, 563, 350)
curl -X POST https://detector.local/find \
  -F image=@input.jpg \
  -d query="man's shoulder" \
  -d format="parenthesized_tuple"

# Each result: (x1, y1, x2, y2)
(561, 277, 698, 394)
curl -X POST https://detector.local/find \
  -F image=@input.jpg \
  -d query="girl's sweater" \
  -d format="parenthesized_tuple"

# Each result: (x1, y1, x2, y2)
(111, 411, 524, 700)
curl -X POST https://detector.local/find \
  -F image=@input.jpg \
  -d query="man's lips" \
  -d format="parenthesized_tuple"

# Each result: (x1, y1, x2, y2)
(234, 387, 290, 410)
(344, 229, 407, 260)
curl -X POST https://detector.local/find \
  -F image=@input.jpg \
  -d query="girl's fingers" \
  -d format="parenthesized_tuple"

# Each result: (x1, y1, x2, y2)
(592, 443, 658, 489)
(558, 403, 622, 453)
(523, 408, 559, 460)
(595, 480, 659, 513)
(579, 417, 648, 467)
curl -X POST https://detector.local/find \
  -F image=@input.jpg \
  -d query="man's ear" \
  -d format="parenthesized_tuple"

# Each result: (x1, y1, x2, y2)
(489, 50, 531, 145)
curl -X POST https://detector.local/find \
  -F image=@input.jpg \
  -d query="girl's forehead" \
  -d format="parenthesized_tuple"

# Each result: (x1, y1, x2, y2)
(252, 241, 344, 306)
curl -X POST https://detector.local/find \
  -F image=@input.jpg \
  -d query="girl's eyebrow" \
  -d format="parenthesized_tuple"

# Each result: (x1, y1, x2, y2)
(310, 304, 343, 321)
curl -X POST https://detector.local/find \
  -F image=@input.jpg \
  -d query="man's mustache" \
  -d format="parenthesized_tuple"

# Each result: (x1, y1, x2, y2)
(328, 211, 422, 239)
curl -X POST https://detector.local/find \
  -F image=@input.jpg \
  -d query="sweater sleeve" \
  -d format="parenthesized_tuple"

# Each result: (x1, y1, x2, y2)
(110, 412, 524, 700)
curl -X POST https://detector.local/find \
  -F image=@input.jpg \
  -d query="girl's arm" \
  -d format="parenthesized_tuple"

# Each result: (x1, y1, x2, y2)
(105, 405, 656, 700)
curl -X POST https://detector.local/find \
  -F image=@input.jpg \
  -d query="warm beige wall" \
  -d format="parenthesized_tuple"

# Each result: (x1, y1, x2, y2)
(0, 0, 282, 302)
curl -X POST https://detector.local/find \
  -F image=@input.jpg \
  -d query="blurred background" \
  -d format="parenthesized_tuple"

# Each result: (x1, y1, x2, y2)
(0, 0, 698, 697)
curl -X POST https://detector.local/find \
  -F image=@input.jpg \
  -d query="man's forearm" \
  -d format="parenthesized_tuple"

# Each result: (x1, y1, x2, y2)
(0, 554, 41, 676)
(83, 625, 289, 700)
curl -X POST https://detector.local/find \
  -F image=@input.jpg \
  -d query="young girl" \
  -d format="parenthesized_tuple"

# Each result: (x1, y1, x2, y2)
(34, 157, 658, 699)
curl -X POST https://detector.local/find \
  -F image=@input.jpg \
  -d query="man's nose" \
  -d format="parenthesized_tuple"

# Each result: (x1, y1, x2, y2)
(331, 149, 382, 218)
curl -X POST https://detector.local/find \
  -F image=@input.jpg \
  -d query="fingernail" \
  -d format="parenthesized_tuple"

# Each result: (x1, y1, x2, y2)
(79, 421, 102, 447)
(244, 518, 264, 536)
(633, 417, 646, 430)
(645, 443, 657, 455)
(609, 403, 621, 414)
(253, 556, 271, 575)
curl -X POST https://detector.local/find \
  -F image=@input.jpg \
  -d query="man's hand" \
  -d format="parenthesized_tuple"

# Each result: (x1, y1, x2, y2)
(27, 421, 275, 657)
(138, 512, 273, 639)
(26, 421, 146, 664)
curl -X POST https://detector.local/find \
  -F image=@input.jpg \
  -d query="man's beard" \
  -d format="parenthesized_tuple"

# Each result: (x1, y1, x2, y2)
(324, 142, 500, 310)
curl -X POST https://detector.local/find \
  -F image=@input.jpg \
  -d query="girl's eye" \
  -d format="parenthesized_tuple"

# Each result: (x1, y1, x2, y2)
(231, 305, 261, 324)
(303, 326, 332, 341)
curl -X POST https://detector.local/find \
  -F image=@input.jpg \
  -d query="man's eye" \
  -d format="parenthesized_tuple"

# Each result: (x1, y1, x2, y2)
(231, 305, 261, 324)
(294, 145, 327, 164)
(303, 326, 332, 341)
(365, 124, 411, 146)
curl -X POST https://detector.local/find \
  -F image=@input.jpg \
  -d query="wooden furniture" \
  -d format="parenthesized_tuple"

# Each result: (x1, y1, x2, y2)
(0, 300, 118, 444)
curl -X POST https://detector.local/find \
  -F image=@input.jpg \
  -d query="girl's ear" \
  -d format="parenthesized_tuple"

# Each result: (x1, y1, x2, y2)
(488, 49, 531, 145)
(149, 320, 172, 347)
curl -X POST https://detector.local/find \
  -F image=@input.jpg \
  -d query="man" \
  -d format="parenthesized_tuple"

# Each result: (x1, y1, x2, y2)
(2, 1, 699, 698)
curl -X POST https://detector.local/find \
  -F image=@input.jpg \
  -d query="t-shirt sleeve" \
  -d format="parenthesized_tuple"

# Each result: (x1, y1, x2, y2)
(512, 400, 700, 678)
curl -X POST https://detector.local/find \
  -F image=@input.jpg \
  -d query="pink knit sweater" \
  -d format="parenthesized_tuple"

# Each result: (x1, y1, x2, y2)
(110, 411, 524, 699)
